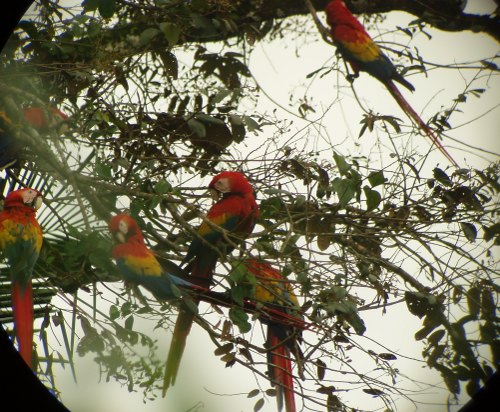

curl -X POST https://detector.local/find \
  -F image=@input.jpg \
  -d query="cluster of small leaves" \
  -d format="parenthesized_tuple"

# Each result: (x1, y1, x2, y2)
(77, 300, 166, 399)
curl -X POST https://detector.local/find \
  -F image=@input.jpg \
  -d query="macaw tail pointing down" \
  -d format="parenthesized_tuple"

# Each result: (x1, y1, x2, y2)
(325, 0, 458, 166)
(0, 188, 43, 367)
(163, 171, 259, 395)
(246, 259, 303, 412)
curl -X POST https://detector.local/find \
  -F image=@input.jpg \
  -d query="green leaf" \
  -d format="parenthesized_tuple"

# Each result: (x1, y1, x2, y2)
(244, 116, 261, 133)
(95, 161, 112, 178)
(124, 315, 134, 330)
(378, 353, 397, 361)
(331, 177, 357, 208)
(316, 359, 326, 380)
(98, 0, 116, 19)
(363, 388, 384, 396)
(154, 179, 172, 194)
(367, 170, 386, 187)
(214, 342, 234, 356)
(139, 27, 161, 46)
(466, 286, 481, 318)
(187, 118, 206, 137)
(363, 187, 382, 211)
(253, 398, 265, 412)
(159, 22, 181, 46)
(247, 389, 260, 398)
(195, 113, 226, 125)
(480, 289, 496, 320)
(159, 51, 178, 79)
(460, 222, 477, 242)
(82, 0, 100, 12)
(109, 305, 120, 320)
(229, 307, 251, 333)
(212, 89, 232, 105)
(333, 152, 351, 176)
(433, 167, 452, 187)
(428, 329, 446, 345)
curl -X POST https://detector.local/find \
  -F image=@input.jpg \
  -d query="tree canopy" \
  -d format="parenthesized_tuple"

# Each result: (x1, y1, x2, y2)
(0, 1, 499, 411)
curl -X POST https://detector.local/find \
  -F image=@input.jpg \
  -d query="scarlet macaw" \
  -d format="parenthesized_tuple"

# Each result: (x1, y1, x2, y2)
(22, 107, 69, 131)
(109, 213, 194, 300)
(163, 171, 259, 395)
(0, 107, 68, 169)
(325, 0, 458, 166)
(246, 258, 303, 412)
(0, 188, 43, 367)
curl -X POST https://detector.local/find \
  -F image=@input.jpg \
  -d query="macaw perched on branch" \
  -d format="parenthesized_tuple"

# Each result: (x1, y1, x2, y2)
(109, 213, 195, 301)
(324, 0, 458, 166)
(246, 259, 303, 412)
(0, 188, 43, 367)
(0, 107, 68, 169)
(109, 213, 307, 326)
(22, 107, 69, 132)
(163, 171, 260, 395)
(0, 112, 20, 170)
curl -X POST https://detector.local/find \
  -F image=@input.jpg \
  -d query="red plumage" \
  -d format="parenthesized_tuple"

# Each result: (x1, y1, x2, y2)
(325, 0, 458, 166)
(0, 188, 43, 367)
(246, 259, 303, 412)
(22, 107, 69, 130)
(163, 171, 259, 395)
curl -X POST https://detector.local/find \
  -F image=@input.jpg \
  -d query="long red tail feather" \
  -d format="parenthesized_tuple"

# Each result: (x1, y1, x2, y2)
(162, 307, 196, 396)
(268, 331, 296, 412)
(385, 80, 458, 166)
(12, 281, 34, 367)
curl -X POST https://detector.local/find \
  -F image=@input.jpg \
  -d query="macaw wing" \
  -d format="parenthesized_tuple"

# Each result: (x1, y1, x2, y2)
(0, 221, 41, 285)
(335, 27, 381, 65)
(251, 263, 300, 312)
(184, 210, 242, 263)
(115, 254, 192, 301)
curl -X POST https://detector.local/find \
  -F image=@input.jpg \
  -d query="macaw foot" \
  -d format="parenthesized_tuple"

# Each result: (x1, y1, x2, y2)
(346, 73, 359, 84)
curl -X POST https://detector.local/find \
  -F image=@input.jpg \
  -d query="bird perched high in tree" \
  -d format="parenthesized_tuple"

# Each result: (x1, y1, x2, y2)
(163, 171, 260, 395)
(245, 258, 303, 412)
(0, 188, 43, 367)
(324, 0, 458, 166)
(0, 107, 69, 170)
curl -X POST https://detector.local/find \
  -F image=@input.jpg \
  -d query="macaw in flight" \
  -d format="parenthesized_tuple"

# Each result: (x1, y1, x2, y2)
(0, 107, 68, 169)
(163, 171, 260, 395)
(0, 187, 43, 367)
(325, 0, 458, 166)
(109, 213, 195, 301)
(246, 258, 303, 412)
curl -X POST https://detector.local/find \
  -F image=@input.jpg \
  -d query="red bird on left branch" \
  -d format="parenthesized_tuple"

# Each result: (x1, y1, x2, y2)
(0, 106, 68, 169)
(0, 187, 43, 368)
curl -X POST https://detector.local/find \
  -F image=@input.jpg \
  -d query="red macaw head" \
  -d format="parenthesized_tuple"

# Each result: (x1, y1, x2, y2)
(109, 213, 144, 244)
(208, 171, 254, 201)
(23, 107, 69, 129)
(3, 188, 43, 211)
(325, 0, 349, 25)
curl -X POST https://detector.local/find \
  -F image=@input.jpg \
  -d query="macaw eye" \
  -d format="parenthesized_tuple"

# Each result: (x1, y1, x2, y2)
(118, 220, 129, 235)
(213, 178, 230, 193)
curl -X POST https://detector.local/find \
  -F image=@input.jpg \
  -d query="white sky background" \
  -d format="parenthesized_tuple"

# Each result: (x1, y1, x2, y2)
(15, 1, 500, 412)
